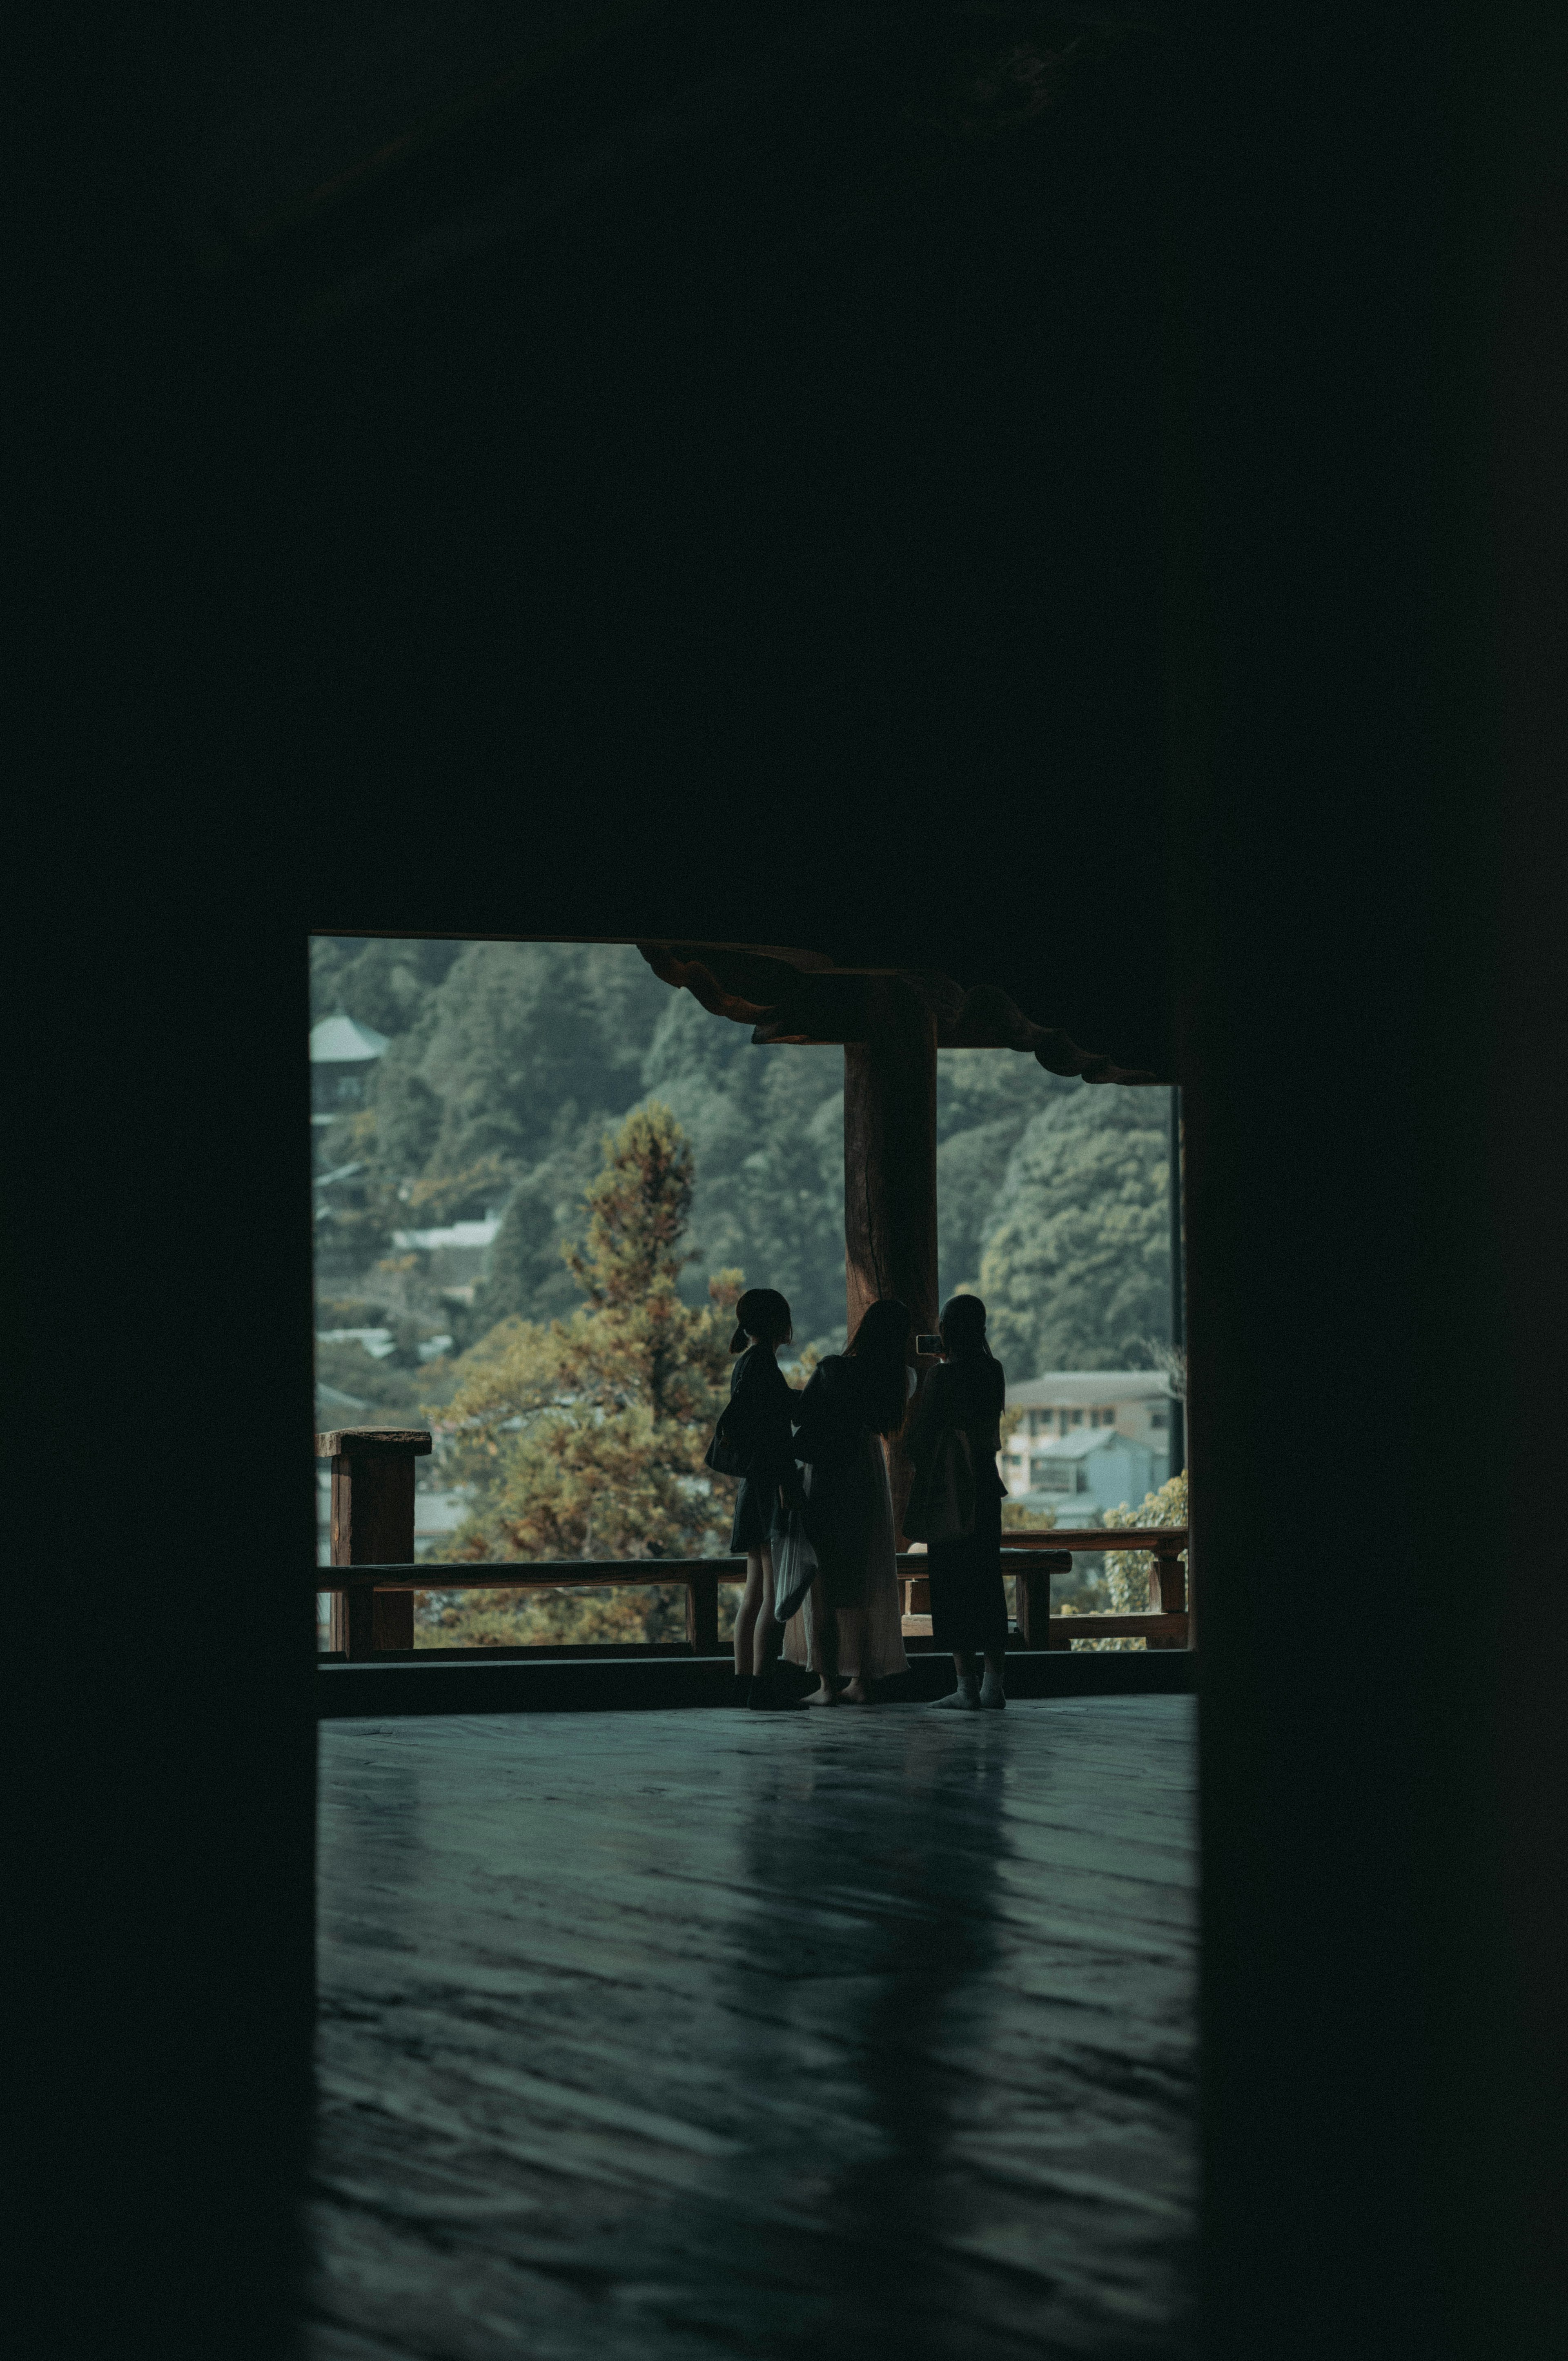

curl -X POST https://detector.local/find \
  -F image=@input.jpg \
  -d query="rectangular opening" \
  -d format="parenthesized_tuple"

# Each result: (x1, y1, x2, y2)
(313, 938, 1187, 1661)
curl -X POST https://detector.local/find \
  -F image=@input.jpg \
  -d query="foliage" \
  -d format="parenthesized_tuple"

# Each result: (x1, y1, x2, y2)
(1071, 1467, 1189, 1653)
(979, 1085, 1171, 1372)
(429, 1104, 742, 1575)
(414, 1582, 695, 1649)
(412, 1577, 750, 1650)
(1102, 1466, 1187, 1608)
(472, 1116, 606, 1329)
(407, 940, 664, 1187)
(316, 939, 1176, 1380)
(311, 936, 463, 1037)
(638, 990, 846, 1344)
(934, 1051, 1074, 1302)
(317, 940, 670, 1263)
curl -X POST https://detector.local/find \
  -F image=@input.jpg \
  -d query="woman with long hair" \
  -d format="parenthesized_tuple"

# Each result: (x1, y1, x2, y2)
(905, 1292, 1009, 1709)
(720, 1288, 804, 1711)
(784, 1296, 912, 1705)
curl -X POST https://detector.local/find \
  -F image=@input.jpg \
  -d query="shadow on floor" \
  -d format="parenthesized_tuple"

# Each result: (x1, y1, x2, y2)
(306, 1697, 1198, 2358)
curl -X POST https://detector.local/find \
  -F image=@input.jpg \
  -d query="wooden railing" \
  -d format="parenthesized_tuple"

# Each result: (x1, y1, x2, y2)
(317, 1430, 1191, 1660)
(907, 1528, 1191, 1651)
(321, 1555, 739, 1661)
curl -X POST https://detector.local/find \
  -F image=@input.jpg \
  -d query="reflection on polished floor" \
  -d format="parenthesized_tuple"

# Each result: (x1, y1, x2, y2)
(307, 1698, 1197, 2359)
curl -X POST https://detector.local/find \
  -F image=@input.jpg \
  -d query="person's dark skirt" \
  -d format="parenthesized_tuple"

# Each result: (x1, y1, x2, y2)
(927, 1489, 1007, 1653)
(729, 1474, 779, 1555)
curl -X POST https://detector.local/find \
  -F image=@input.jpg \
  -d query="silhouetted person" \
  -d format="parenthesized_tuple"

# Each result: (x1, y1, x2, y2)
(785, 1297, 912, 1704)
(719, 1288, 804, 1710)
(906, 1294, 1009, 1710)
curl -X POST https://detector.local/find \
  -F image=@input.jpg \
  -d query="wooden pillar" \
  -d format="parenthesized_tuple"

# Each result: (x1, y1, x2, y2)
(317, 1426, 431, 1657)
(843, 977, 939, 1540)
(1147, 1545, 1189, 1650)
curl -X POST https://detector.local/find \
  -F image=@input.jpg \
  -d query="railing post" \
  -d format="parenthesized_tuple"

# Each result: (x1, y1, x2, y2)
(1016, 1562, 1049, 1648)
(843, 978, 939, 1540)
(1006, 1550, 1073, 1647)
(1148, 1544, 1188, 1650)
(317, 1427, 432, 1659)
(686, 1569, 720, 1655)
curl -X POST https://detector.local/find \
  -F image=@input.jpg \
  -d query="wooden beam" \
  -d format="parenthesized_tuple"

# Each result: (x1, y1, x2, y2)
(316, 1428, 432, 1458)
(1043, 1613, 1189, 1649)
(319, 1558, 748, 1591)
(1000, 1526, 1189, 1552)
(323, 1550, 1061, 1593)
(843, 977, 938, 1540)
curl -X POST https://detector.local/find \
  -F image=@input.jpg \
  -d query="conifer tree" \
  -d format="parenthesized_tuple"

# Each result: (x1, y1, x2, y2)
(432, 1103, 742, 1564)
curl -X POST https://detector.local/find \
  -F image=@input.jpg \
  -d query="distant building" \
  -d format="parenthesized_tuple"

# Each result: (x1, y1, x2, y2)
(310, 1012, 390, 1125)
(389, 1216, 501, 1292)
(1002, 1370, 1175, 1519)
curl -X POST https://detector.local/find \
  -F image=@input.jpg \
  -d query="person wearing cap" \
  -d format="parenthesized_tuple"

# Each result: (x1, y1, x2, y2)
(722, 1288, 804, 1709)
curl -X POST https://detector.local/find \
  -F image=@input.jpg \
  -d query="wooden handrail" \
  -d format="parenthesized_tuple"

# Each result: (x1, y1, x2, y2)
(1002, 1525, 1188, 1553)
(995, 1529, 1189, 1648)
(319, 1557, 746, 1592)
(313, 1424, 1194, 1662)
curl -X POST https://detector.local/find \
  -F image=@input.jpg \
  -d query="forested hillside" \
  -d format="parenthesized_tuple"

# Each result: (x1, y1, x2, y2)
(311, 938, 1172, 1373)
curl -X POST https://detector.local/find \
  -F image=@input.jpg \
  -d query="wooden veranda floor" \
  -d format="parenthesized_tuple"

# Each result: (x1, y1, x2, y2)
(306, 1698, 1198, 2359)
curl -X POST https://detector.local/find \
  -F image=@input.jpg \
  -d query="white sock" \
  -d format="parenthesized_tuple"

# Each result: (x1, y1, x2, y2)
(934, 1679, 981, 1710)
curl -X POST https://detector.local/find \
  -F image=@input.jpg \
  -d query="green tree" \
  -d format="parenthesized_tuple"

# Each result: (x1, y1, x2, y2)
(414, 940, 666, 1184)
(638, 990, 845, 1340)
(309, 940, 1176, 1408)
(978, 1085, 1170, 1374)
(934, 1048, 1073, 1297)
(1059, 1467, 1189, 1653)
(471, 1116, 605, 1328)
(310, 936, 461, 1035)
(432, 1104, 742, 1563)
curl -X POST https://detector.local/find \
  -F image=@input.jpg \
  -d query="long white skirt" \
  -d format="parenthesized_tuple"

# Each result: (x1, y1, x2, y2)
(783, 1433, 909, 1681)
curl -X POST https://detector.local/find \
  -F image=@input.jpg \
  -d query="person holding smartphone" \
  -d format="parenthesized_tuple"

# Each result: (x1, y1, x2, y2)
(782, 1296, 911, 1704)
(906, 1293, 1009, 1709)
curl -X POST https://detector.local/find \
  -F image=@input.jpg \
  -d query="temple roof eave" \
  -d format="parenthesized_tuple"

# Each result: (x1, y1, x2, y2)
(636, 942, 1160, 1085)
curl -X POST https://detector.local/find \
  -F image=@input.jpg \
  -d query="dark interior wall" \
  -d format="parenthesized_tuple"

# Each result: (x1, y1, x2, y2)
(9, 940, 320, 2359)
(1169, 7, 1568, 2357)
(15, 27, 322, 2358)
(16, 4, 1566, 2357)
(15, 18, 1173, 2354)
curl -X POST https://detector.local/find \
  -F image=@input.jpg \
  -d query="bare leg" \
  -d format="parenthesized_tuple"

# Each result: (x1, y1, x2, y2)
(934, 1648, 981, 1708)
(803, 1579, 842, 1704)
(979, 1647, 1007, 1709)
(837, 1607, 873, 1703)
(750, 1545, 778, 1672)
(733, 1550, 768, 1677)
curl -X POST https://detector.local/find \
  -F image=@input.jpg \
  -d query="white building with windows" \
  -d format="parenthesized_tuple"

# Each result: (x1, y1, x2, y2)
(1002, 1370, 1175, 1521)
(388, 1216, 501, 1293)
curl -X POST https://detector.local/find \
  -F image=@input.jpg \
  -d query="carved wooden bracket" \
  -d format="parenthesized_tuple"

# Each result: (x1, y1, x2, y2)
(636, 942, 1156, 1083)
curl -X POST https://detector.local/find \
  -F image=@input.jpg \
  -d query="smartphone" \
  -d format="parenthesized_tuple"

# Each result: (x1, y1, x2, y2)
(915, 1334, 943, 1357)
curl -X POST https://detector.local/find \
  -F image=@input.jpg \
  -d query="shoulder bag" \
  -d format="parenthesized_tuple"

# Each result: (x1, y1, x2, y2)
(903, 1424, 977, 1544)
(703, 1390, 756, 1479)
